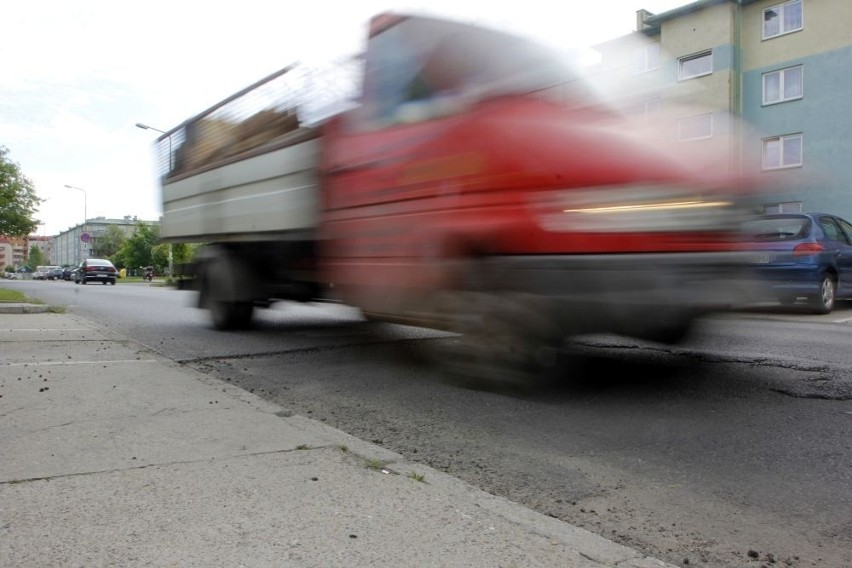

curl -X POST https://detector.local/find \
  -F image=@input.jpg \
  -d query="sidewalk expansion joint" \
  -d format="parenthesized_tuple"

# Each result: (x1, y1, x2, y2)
(0, 444, 351, 486)
(175, 337, 435, 365)
(3, 358, 159, 367)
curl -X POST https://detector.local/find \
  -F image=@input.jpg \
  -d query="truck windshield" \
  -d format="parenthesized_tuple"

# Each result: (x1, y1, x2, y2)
(359, 15, 592, 128)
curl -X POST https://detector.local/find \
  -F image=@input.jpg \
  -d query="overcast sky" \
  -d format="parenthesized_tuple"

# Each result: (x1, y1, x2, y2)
(2, 0, 688, 236)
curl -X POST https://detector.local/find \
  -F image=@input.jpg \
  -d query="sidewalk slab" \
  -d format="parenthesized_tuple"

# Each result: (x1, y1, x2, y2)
(0, 311, 675, 568)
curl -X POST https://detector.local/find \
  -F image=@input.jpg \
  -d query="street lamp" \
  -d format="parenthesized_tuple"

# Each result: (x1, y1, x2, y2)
(135, 122, 174, 277)
(64, 184, 87, 222)
(136, 122, 172, 170)
(64, 184, 88, 263)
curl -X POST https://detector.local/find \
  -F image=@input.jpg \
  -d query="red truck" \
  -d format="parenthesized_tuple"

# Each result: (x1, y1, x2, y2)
(154, 13, 758, 386)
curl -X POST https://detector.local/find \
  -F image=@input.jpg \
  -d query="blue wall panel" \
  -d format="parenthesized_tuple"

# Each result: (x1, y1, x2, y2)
(741, 46, 852, 221)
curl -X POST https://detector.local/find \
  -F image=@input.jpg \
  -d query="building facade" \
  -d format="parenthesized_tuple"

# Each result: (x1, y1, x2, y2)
(0, 236, 29, 269)
(589, 0, 852, 220)
(28, 235, 53, 264)
(52, 216, 158, 267)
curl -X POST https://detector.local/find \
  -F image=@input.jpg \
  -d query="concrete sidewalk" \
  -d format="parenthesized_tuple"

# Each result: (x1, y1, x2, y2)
(0, 309, 675, 568)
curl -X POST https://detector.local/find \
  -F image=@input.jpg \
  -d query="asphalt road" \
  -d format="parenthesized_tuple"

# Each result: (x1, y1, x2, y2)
(6, 279, 852, 567)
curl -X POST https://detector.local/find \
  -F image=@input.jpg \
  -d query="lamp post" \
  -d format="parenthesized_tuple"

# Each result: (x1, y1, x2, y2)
(135, 122, 173, 277)
(64, 184, 88, 263)
(135, 122, 173, 171)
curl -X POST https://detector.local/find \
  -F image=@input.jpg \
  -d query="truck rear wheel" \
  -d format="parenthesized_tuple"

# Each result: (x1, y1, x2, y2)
(201, 250, 255, 330)
(210, 299, 254, 330)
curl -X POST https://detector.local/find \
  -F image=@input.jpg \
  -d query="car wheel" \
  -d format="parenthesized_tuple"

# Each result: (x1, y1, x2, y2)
(81, 279, 87, 285)
(810, 274, 836, 314)
(109, 280, 116, 285)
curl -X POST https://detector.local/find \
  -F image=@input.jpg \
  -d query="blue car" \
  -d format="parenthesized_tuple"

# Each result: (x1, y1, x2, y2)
(744, 212, 852, 313)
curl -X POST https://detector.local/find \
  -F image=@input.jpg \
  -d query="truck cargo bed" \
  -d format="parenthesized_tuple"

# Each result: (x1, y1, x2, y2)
(160, 133, 320, 243)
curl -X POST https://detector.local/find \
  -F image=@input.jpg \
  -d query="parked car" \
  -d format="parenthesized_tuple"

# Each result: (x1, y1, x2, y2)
(74, 258, 118, 285)
(46, 267, 64, 280)
(743, 212, 852, 313)
(9, 267, 32, 280)
(61, 267, 75, 281)
(33, 265, 61, 280)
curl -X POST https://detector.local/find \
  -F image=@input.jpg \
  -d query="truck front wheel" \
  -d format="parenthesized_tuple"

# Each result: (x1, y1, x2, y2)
(422, 266, 564, 393)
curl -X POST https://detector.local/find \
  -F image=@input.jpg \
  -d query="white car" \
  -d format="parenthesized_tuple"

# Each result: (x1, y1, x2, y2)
(33, 265, 61, 280)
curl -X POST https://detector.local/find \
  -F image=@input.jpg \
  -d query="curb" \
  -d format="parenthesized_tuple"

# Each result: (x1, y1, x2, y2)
(0, 303, 50, 314)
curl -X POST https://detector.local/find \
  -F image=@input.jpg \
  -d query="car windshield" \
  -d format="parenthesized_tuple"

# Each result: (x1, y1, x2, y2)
(743, 216, 810, 241)
(358, 14, 594, 127)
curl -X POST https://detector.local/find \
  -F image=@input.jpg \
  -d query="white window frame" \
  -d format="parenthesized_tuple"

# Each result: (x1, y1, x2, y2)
(631, 43, 661, 74)
(678, 50, 713, 80)
(763, 202, 803, 214)
(678, 113, 713, 142)
(762, 133, 803, 170)
(763, 0, 803, 40)
(762, 65, 803, 105)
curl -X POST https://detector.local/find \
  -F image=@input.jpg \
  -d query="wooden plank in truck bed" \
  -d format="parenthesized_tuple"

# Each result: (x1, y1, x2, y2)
(160, 138, 320, 242)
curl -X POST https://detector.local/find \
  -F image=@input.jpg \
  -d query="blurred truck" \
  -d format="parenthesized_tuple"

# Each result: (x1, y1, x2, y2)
(152, 13, 759, 385)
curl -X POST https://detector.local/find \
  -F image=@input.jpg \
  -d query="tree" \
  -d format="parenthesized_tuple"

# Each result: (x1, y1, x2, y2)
(115, 222, 159, 271)
(0, 146, 41, 237)
(27, 245, 46, 270)
(171, 242, 199, 266)
(151, 243, 169, 274)
(97, 225, 126, 259)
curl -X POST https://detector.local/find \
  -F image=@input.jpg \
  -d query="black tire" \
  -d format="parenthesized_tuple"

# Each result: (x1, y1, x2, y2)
(102, 281, 107, 285)
(210, 300, 253, 330)
(201, 250, 256, 331)
(81, 279, 87, 285)
(109, 280, 116, 285)
(417, 260, 563, 393)
(810, 274, 836, 314)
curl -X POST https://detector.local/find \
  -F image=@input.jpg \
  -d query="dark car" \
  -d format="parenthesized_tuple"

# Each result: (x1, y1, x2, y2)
(46, 267, 64, 280)
(743, 212, 852, 313)
(74, 258, 118, 285)
(61, 267, 75, 281)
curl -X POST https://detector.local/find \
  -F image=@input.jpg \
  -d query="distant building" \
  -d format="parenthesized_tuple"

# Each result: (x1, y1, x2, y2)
(589, 0, 852, 220)
(28, 235, 53, 264)
(53, 216, 159, 267)
(0, 236, 29, 269)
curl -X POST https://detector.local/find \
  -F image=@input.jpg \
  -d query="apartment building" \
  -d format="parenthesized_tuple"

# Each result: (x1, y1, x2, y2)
(0, 236, 29, 269)
(589, 0, 852, 220)
(52, 216, 158, 267)
(28, 235, 53, 264)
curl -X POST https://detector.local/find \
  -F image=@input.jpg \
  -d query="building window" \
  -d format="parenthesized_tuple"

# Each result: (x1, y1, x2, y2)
(678, 51, 712, 80)
(631, 43, 660, 74)
(630, 96, 661, 120)
(678, 113, 713, 141)
(762, 133, 803, 170)
(763, 65, 803, 105)
(642, 96, 661, 119)
(763, 0, 803, 39)
(763, 201, 802, 214)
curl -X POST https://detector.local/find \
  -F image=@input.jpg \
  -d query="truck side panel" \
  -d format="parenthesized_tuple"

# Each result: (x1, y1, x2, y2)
(161, 137, 321, 243)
